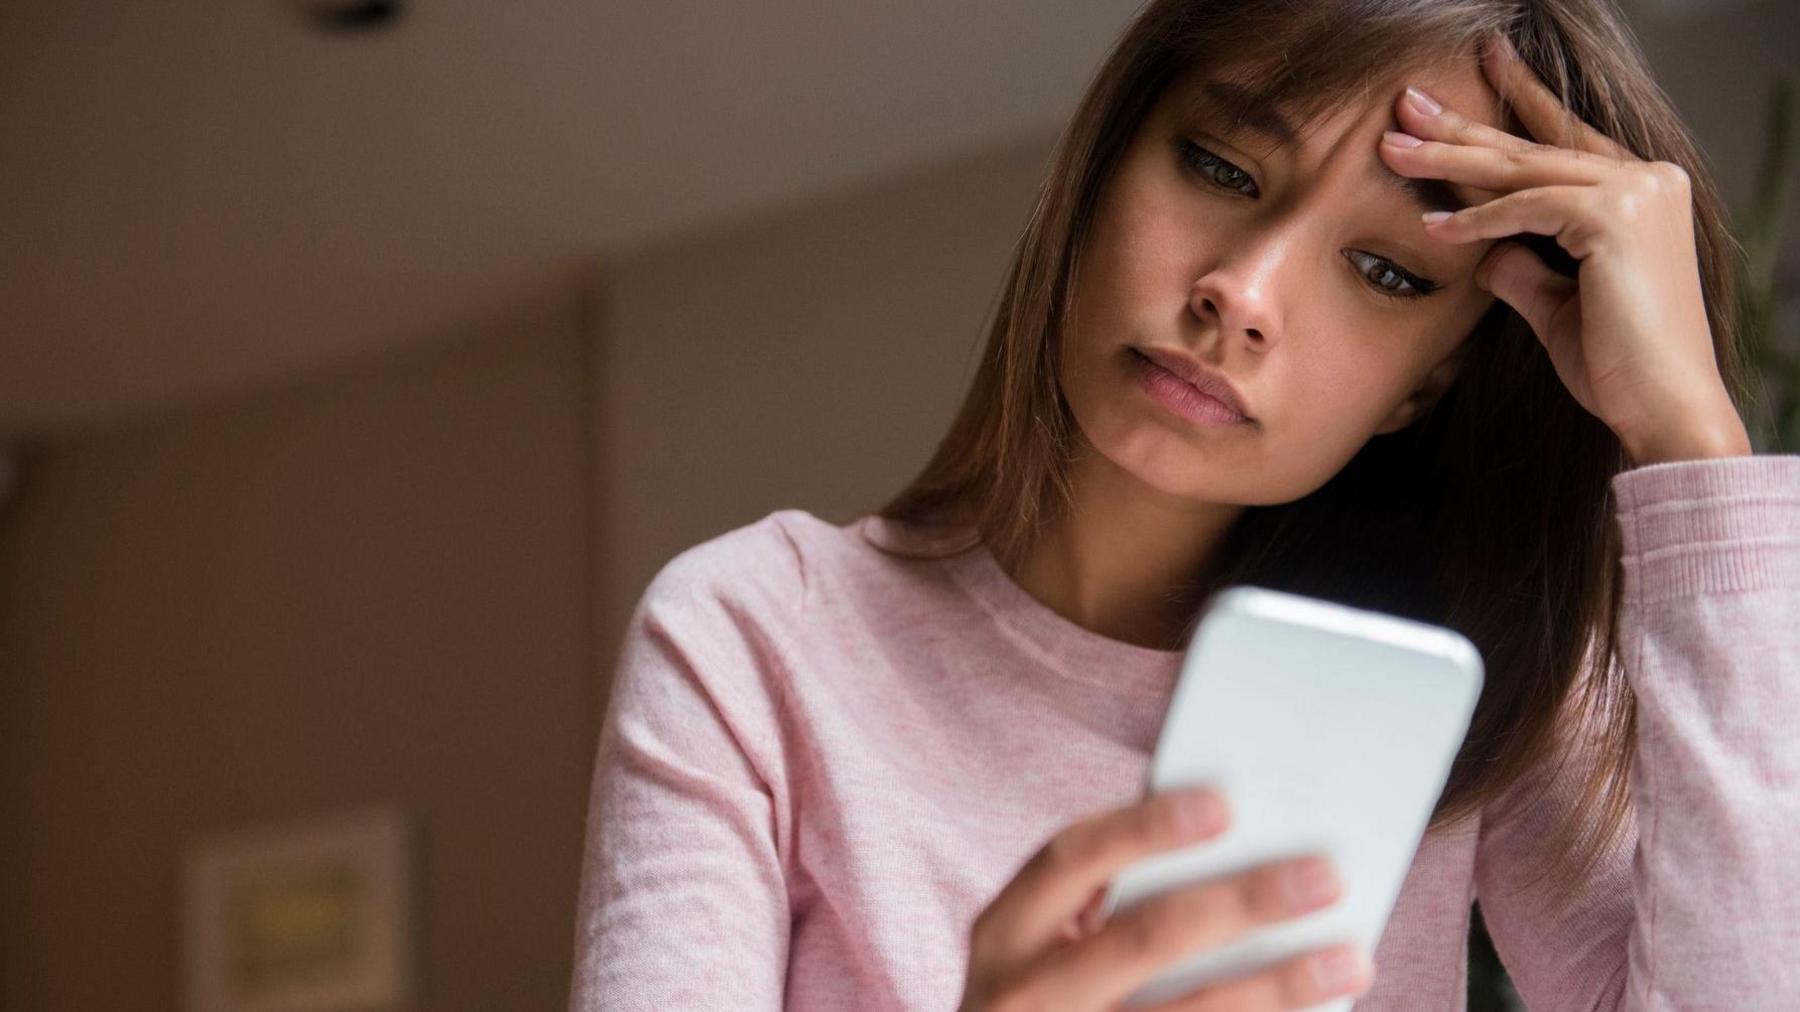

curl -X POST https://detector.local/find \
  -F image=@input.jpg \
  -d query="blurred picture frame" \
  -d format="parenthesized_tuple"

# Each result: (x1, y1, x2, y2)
(182, 804, 415, 1012)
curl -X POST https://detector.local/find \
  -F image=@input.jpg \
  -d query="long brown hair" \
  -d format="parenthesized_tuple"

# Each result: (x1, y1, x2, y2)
(876, 0, 1750, 901)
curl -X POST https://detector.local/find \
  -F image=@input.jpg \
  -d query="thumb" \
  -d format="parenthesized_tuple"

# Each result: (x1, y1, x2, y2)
(1476, 240, 1576, 343)
(1059, 886, 1107, 942)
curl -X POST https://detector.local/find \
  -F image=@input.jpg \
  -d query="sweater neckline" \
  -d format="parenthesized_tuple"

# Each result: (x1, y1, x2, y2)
(856, 514, 1184, 696)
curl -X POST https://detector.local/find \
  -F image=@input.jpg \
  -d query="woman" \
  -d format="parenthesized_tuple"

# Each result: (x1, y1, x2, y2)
(570, 1, 1800, 1009)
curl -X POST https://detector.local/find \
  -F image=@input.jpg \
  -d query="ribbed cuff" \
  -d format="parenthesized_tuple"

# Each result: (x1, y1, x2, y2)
(1612, 454, 1800, 605)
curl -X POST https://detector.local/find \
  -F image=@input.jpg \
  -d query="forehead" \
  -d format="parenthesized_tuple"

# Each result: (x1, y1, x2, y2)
(1166, 54, 1509, 140)
(1160, 55, 1510, 211)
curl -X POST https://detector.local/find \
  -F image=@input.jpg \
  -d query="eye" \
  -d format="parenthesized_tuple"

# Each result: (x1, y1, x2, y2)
(1176, 140, 1260, 197)
(1173, 137, 1441, 303)
(1344, 250, 1441, 301)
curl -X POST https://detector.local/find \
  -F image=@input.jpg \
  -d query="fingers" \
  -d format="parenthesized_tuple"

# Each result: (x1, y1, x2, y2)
(1015, 853, 1347, 1010)
(1029, 849, 1353, 1008)
(1420, 184, 1597, 246)
(1136, 942, 1374, 1011)
(965, 792, 1374, 1012)
(973, 787, 1229, 971)
(1380, 131, 1611, 192)
(1479, 31, 1634, 161)
(1394, 83, 1535, 155)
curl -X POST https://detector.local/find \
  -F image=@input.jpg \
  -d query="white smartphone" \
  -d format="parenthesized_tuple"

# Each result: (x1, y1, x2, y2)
(1100, 585, 1484, 1011)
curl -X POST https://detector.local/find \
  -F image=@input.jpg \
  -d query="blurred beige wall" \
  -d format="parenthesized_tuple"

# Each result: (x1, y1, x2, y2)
(0, 285, 599, 1008)
(0, 134, 1054, 1009)
(596, 134, 1055, 655)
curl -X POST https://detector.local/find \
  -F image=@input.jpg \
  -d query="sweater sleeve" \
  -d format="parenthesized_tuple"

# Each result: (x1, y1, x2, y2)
(1472, 453, 1800, 1010)
(567, 517, 804, 1010)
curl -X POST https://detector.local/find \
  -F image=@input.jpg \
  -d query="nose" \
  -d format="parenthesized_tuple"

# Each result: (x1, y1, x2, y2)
(1188, 228, 1291, 350)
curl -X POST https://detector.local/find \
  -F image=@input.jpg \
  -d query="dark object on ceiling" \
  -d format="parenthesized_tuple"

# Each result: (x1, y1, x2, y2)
(299, 0, 404, 32)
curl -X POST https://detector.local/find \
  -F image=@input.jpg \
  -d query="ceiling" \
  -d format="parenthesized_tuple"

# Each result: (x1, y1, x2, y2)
(1, 0, 1788, 435)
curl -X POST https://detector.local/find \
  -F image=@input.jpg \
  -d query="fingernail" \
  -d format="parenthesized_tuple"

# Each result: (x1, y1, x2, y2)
(1310, 945, 1370, 995)
(1280, 856, 1339, 913)
(1421, 210, 1453, 225)
(1404, 86, 1441, 116)
(1382, 130, 1422, 148)
(1175, 789, 1226, 835)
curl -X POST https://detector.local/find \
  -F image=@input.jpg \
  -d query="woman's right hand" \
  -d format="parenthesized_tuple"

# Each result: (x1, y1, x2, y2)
(958, 786, 1374, 1011)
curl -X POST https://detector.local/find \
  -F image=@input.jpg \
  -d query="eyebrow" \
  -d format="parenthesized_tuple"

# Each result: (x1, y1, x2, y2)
(1196, 80, 1471, 215)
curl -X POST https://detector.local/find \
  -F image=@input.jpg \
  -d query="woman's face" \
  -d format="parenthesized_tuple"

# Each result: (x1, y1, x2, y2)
(1060, 57, 1510, 506)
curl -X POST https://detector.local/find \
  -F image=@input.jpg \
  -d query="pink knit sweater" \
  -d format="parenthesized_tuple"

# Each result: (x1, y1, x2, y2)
(569, 454, 1800, 1010)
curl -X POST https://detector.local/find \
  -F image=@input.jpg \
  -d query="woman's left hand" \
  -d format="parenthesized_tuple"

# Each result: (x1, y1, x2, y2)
(1380, 31, 1752, 466)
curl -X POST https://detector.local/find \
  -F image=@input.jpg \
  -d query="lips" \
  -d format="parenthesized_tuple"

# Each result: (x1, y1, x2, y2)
(1130, 346, 1253, 421)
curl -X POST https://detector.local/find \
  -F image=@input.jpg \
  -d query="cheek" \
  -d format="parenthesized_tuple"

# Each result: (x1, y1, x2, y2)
(1113, 194, 1207, 307)
(1074, 181, 1205, 341)
(1284, 335, 1447, 457)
